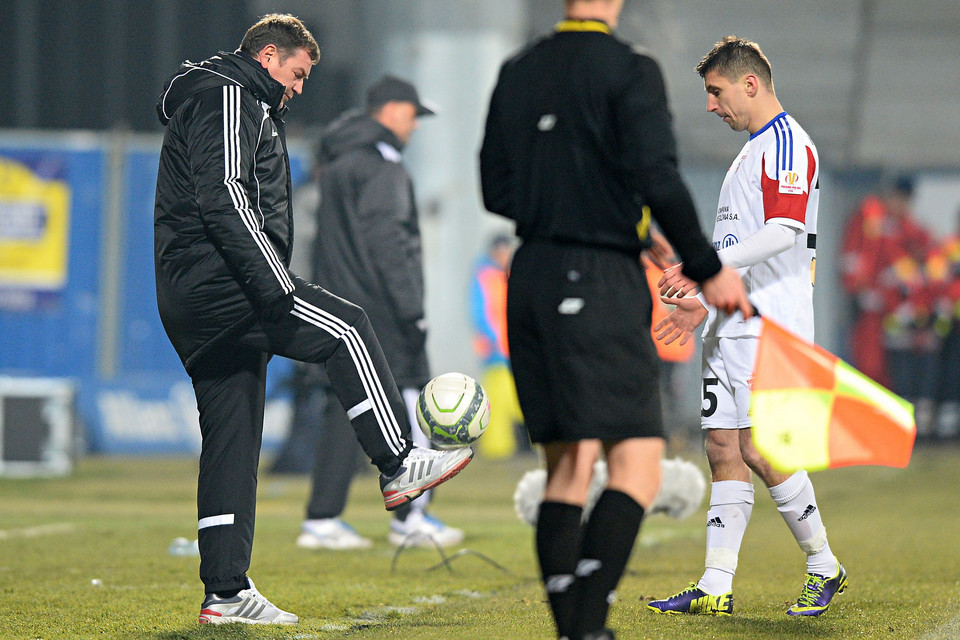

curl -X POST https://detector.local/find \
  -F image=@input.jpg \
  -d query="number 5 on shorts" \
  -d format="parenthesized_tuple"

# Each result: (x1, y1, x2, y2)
(701, 377, 719, 417)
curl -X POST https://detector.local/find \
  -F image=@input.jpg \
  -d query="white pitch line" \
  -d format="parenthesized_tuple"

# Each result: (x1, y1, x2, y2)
(920, 612, 960, 640)
(317, 590, 492, 632)
(638, 527, 703, 547)
(0, 523, 76, 540)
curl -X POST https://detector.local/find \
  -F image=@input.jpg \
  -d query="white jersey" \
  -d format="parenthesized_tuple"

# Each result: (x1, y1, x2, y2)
(703, 112, 819, 341)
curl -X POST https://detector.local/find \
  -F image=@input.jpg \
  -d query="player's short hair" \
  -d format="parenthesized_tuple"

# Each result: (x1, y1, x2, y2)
(696, 36, 773, 90)
(240, 14, 320, 65)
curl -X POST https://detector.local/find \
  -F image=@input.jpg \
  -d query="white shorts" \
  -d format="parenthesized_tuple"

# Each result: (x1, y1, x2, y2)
(700, 336, 758, 430)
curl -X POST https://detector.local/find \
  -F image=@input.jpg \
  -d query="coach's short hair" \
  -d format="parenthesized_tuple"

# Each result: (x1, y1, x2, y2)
(696, 36, 773, 90)
(240, 14, 320, 64)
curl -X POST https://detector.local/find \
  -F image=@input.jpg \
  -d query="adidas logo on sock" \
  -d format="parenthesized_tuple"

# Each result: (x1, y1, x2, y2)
(798, 505, 817, 521)
(707, 517, 725, 528)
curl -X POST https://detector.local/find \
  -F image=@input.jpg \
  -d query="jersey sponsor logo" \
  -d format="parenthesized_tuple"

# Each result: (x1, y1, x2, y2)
(779, 170, 803, 195)
(716, 205, 739, 221)
(713, 234, 738, 251)
(537, 114, 557, 131)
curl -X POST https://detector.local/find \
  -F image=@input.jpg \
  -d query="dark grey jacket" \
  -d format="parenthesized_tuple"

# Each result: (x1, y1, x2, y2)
(312, 112, 429, 388)
(154, 51, 295, 373)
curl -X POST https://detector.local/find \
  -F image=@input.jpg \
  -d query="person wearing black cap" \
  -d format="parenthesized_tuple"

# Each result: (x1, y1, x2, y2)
(479, 0, 750, 638)
(294, 75, 465, 551)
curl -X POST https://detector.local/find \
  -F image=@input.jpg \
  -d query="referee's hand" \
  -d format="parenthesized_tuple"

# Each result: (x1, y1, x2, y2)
(700, 266, 754, 318)
(658, 263, 698, 298)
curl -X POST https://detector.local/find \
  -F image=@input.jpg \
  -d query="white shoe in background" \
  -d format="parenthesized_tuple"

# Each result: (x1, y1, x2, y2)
(388, 511, 464, 548)
(296, 518, 372, 550)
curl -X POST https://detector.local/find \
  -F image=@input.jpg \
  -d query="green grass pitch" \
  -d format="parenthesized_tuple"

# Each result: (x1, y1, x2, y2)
(1, 444, 959, 639)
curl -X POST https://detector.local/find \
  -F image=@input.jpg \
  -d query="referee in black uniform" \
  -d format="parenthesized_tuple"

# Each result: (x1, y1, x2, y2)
(479, 1, 751, 638)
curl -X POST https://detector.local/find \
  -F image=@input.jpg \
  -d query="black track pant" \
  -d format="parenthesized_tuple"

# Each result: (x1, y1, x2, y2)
(305, 385, 431, 520)
(192, 276, 413, 593)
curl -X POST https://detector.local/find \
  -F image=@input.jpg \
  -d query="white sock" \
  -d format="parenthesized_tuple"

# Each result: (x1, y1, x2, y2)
(697, 480, 754, 595)
(768, 470, 838, 577)
(403, 387, 432, 506)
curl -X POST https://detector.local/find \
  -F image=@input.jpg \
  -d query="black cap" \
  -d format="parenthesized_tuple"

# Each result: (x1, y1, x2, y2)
(365, 75, 436, 116)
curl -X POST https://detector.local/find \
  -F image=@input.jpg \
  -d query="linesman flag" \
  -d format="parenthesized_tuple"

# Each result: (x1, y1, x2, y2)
(751, 318, 916, 472)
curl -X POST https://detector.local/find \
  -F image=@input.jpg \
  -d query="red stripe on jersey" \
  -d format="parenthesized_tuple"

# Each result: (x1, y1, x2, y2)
(761, 146, 816, 224)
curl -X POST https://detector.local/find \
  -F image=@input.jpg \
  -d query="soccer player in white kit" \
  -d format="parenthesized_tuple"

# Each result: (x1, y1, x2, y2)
(647, 36, 847, 617)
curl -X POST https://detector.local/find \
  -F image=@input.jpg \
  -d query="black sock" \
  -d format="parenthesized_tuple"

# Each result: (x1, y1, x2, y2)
(392, 501, 412, 522)
(575, 490, 645, 636)
(214, 576, 249, 599)
(536, 501, 584, 639)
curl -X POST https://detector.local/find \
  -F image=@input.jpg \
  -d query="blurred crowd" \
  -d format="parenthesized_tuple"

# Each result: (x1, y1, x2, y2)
(841, 176, 960, 440)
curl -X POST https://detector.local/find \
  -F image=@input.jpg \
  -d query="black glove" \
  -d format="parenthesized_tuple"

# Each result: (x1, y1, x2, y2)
(402, 317, 428, 352)
(260, 292, 295, 324)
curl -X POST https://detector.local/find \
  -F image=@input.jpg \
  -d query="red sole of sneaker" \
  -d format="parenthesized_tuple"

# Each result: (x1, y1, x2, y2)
(382, 456, 472, 511)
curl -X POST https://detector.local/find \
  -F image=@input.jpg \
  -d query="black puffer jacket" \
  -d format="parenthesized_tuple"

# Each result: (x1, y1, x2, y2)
(311, 111, 428, 388)
(154, 51, 296, 373)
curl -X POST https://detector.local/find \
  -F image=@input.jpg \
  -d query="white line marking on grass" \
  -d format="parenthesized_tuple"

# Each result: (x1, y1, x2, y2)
(638, 527, 702, 547)
(316, 590, 493, 632)
(0, 523, 76, 540)
(360, 605, 419, 619)
(921, 613, 960, 639)
(413, 595, 447, 604)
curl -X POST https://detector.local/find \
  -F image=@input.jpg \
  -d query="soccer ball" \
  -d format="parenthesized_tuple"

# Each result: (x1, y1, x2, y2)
(416, 372, 490, 449)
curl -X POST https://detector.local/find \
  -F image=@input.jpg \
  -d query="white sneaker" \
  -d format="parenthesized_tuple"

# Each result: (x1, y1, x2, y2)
(198, 578, 298, 625)
(296, 518, 373, 550)
(380, 446, 473, 511)
(388, 511, 465, 548)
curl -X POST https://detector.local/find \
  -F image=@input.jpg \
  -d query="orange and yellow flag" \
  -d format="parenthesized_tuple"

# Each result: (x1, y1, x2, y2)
(751, 318, 916, 472)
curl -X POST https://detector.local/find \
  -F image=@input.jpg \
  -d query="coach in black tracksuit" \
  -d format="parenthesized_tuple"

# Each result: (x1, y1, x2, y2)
(479, 1, 749, 638)
(153, 27, 421, 601)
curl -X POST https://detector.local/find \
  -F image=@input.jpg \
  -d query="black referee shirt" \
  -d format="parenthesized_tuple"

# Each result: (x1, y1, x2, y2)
(479, 19, 721, 283)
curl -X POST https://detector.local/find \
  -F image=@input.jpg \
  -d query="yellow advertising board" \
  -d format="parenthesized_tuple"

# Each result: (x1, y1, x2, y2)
(0, 157, 71, 289)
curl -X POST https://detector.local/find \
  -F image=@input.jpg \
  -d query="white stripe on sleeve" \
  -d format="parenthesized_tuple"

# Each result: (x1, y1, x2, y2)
(220, 85, 294, 294)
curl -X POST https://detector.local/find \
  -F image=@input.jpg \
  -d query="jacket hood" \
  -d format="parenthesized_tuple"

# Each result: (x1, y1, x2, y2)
(156, 50, 286, 126)
(316, 110, 404, 165)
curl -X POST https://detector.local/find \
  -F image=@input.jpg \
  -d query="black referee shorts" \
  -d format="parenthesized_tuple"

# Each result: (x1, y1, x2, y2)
(506, 240, 664, 443)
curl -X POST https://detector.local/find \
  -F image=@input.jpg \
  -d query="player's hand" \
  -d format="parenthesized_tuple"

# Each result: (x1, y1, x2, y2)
(700, 266, 753, 318)
(659, 263, 699, 298)
(654, 296, 708, 346)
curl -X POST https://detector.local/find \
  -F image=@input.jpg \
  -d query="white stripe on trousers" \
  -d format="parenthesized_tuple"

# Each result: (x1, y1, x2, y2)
(291, 296, 406, 455)
(198, 513, 235, 530)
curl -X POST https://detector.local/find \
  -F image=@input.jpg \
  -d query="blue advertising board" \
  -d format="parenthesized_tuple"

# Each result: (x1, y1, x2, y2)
(0, 133, 308, 454)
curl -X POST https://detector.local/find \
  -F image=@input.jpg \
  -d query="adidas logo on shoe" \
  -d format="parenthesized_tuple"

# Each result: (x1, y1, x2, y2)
(380, 446, 473, 511)
(798, 505, 817, 521)
(707, 517, 725, 528)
